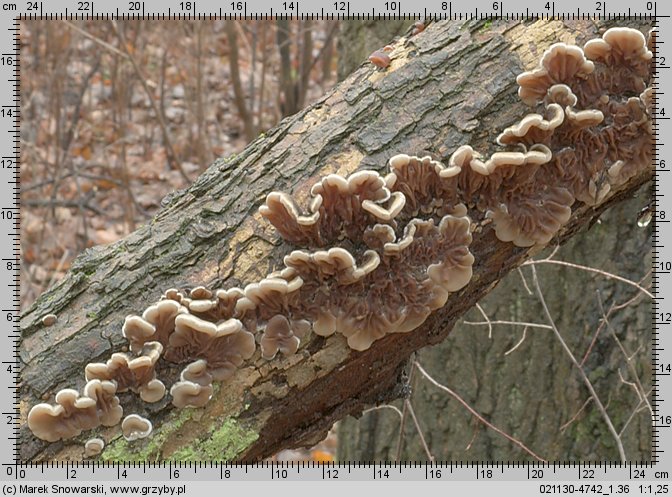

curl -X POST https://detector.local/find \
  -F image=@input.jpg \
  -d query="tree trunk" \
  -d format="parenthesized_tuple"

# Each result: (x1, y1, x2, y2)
(337, 192, 652, 462)
(20, 18, 653, 462)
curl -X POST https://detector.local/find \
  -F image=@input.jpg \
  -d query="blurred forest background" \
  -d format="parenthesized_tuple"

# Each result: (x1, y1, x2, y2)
(20, 20, 652, 462)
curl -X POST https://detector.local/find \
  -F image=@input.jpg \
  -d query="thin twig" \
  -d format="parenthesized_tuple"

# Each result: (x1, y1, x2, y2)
(517, 267, 533, 295)
(109, 20, 190, 183)
(22, 171, 125, 193)
(530, 265, 627, 463)
(560, 397, 593, 433)
(462, 319, 552, 330)
(580, 317, 607, 367)
(474, 303, 493, 338)
(597, 291, 653, 418)
(361, 405, 404, 418)
(580, 290, 645, 366)
(504, 326, 528, 355)
(619, 397, 652, 437)
(24, 197, 104, 216)
(361, 396, 433, 462)
(404, 399, 435, 462)
(618, 368, 640, 397)
(522, 259, 653, 299)
(414, 361, 547, 462)
(46, 249, 70, 290)
(394, 399, 409, 463)
(61, 20, 127, 57)
(464, 426, 479, 451)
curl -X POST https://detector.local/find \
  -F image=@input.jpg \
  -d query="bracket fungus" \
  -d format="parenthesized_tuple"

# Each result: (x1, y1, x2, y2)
(27, 390, 99, 443)
(516, 43, 595, 106)
(164, 314, 256, 381)
(369, 49, 391, 69)
(170, 380, 213, 408)
(85, 342, 165, 403)
(26, 27, 653, 454)
(122, 300, 186, 353)
(260, 315, 302, 360)
(82, 379, 124, 427)
(41, 313, 57, 327)
(121, 414, 153, 442)
(27, 380, 122, 443)
(169, 360, 214, 408)
(84, 438, 105, 457)
(180, 359, 213, 386)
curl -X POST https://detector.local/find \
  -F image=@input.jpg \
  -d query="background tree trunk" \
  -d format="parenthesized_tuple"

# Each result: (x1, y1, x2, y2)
(20, 18, 652, 462)
(337, 20, 413, 81)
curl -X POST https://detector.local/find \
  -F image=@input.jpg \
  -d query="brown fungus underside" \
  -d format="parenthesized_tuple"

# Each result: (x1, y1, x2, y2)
(25, 27, 653, 452)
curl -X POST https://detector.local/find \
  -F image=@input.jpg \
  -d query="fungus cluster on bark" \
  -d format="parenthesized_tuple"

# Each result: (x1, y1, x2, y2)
(26, 27, 653, 456)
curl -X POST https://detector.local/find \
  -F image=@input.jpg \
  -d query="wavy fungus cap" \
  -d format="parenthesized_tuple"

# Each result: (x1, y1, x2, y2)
(260, 169, 405, 247)
(165, 314, 255, 381)
(486, 187, 574, 247)
(82, 379, 124, 426)
(284, 247, 380, 285)
(121, 414, 152, 441)
(122, 300, 186, 352)
(170, 380, 213, 408)
(84, 438, 105, 457)
(180, 359, 213, 386)
(496, 104, 565, 146)
(27, 389, 98, 442)
(85, 342, 164, 403)
(584, 27, 652, 66)
(385, 154, 461, 219)
(260, 315, 302, 360)
(517, 44, 594, 105)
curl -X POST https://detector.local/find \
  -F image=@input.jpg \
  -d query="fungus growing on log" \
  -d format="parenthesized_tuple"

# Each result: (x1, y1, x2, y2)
(41, 313, 57, 327)
(164, 314, 256, 381)
(259, 170, 404, 247)
(122, 300, 186, 353)
(24, 26, 653, 456)
(169, 360, 215, 408)
(369, 49, 391, 69)
(84, 438, 105, 457)
(27, 380, 122, 442)
(84, 342, 164, 403)
(121, 414, 152, 441)
(82, 380, 124, 427)
(496, 104, 565, 146)
(27, 390, 99, 443)
(260, 314, 302, 360)
(180, 359, 213, 386)
(516, 43, 595, 106)
(170, 380, 213, 408)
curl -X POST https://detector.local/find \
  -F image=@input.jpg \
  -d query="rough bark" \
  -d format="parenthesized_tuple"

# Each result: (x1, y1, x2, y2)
(20, 18, 653, 462)
(337, 193, 652, 462)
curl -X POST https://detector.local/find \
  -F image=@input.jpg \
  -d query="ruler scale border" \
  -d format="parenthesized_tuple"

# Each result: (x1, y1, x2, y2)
(4, 0, 668, 486)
